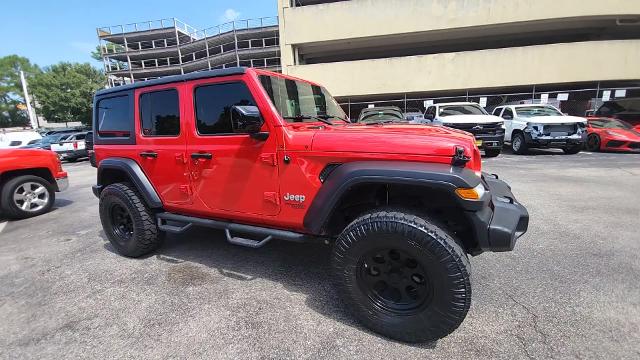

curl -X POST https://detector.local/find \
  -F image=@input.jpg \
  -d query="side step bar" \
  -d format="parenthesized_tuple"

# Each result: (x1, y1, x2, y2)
(156, 212, 325, 248)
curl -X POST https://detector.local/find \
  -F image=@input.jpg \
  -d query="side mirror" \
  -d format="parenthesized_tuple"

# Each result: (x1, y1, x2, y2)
(231, 105, 268, 140)
(424, 113, 435, 121)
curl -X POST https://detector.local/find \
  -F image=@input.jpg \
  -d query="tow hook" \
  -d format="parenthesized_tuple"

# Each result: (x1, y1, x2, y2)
(451, 146, 471, 167)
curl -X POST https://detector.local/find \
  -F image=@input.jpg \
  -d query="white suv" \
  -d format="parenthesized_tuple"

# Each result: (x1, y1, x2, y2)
(424, 102, 504, 157)
(492, 104, 587, 155)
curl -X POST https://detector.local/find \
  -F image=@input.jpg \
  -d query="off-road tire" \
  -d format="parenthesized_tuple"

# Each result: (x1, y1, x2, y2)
(484, 148, 501, 157)
(99, 182, 163, 257)
(332, 211, 472, 343)
(563, 144, 582, 155)
(0, 175, 55, 219)
(511, 132, 528, 154)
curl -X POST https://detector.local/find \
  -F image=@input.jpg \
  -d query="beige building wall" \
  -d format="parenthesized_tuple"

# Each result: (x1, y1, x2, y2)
(277, 0, 640, 97)
(286, 40, 640, 98)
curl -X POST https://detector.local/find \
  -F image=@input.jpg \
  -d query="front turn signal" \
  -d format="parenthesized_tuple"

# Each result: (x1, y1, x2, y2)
(455, 183, 486, 200)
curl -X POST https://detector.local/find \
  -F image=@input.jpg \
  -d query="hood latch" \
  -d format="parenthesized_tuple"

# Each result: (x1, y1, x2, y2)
(451, 146, 471, 167)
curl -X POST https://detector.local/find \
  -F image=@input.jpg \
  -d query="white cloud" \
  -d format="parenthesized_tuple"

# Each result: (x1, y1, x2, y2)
(219, 8, 241, 23)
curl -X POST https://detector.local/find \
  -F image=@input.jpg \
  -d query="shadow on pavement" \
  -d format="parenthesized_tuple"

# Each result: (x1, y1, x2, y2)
(99, 227, 438, 349)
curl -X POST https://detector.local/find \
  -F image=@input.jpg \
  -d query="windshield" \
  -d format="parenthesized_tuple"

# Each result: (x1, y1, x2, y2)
(589, 119, 633, 130)
(439, 104, 486, 116)
(359, 109, 405, 123)
(259, 75, 347, 123)
(516, 106, 563, 117)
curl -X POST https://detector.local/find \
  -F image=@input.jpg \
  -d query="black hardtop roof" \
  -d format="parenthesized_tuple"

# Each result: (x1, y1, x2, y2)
(95, 67, 247, 97)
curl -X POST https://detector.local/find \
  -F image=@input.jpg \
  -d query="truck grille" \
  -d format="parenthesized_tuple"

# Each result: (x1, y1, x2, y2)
(542, 124, 577, 136)
(444, 122, 503, 136)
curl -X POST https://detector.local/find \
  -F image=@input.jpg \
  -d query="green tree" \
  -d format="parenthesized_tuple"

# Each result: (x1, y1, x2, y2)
(0, 55, 40, 128)
(30, 62, 106, 126)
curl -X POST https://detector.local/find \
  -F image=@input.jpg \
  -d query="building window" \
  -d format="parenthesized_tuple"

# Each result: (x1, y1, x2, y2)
(194, 82, 257, 135)
(139, 89, 180, 136)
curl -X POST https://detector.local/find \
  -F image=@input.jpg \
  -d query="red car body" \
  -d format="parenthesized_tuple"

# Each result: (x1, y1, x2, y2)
(94, 69, 482, 232)
(585, 117, 640, 152)
(0, 148, 68, 182)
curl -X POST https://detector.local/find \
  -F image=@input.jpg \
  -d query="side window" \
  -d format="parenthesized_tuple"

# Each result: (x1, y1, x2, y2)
(97, 95, 131, 138)
(194, 82, 257, 135)
(139, 89, 180, 136)
(75, 134, 86, 140)
(502, 108, 514, 119)
(492, 107, 503, 116)
(425, 106, 436, 118)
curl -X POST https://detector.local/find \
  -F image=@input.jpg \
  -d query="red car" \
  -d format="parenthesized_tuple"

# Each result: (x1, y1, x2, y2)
(585, 117, 640, 152)
(0, 148, 68, 218)
(92, 67, 528, 342)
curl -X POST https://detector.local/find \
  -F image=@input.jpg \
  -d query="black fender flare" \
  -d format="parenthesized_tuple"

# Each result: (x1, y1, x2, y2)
(94, 157, 163, 208)
(303, 161, 482, 235)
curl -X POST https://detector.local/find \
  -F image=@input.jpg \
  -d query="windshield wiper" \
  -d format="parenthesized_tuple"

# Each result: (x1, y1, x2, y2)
(364, 119, 398, 125)
(317, 114, 350, 123)
(283, 115, 335, 126)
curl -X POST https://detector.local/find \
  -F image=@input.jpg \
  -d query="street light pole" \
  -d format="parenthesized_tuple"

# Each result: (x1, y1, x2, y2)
(19, 70, 38, 129)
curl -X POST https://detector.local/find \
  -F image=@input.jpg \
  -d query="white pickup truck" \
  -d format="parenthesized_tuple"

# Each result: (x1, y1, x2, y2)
(424, 102, 505, 157)
(492, 104, 587, 154)
(50, 132, 88, 162)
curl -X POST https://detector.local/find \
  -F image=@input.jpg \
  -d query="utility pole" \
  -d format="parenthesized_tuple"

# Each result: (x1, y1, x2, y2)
(19, 70, 38, 129)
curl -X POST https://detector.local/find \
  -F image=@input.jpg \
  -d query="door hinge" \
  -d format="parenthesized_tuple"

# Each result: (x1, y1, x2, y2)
(179, 185, 192, 195)
(260, 153, 277, 166)
(263, 192, 280, 205)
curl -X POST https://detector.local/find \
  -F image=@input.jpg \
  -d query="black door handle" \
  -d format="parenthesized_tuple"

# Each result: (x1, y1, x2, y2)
(139, 151, 158, 158)
(191, 152, 213, 160)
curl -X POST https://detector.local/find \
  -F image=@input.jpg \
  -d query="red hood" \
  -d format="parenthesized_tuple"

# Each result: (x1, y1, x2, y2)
(309, 123, 476, 157)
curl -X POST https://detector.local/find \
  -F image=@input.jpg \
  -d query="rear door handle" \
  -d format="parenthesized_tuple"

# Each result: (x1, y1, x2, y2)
(191, 152, 213, 160)
(139, 151, 158, 158)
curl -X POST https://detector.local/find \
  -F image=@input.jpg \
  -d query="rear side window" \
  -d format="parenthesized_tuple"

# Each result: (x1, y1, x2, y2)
(9, 141, 21, 146)
(139, 89, 180, 136)
(97, 95, 131, 138)
(502, 108, 514, 119)
(75, 134, 86, 140)
(492, 107, 503, 116)
(194, 82, 257, 135)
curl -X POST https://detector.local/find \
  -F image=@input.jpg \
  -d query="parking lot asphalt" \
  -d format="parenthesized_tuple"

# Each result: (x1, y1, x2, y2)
(0, 150, 639, 359)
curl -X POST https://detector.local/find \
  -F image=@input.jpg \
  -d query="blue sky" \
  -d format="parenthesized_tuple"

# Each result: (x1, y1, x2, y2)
(0, 0, 277, 68)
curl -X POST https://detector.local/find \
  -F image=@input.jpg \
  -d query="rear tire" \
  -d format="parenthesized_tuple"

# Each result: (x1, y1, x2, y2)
(332, 211, 471, 343)
(0, 175, 55, 219)
(511, 132, 528, 154)
(484, 148, 501, 157)
(99, 182, 163, 257)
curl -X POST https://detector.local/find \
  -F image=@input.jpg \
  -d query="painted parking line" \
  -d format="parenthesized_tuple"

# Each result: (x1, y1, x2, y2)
(0, 221, 7, 234)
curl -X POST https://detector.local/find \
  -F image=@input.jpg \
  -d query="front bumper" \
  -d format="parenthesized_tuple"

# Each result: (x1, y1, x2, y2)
(467, 173, 529, 254)
(56, 176, 69, 192)
(524, 132, 586, 148)
(475, 133, 505, 149)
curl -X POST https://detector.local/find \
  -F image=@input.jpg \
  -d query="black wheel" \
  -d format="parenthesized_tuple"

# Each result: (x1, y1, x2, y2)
(332, 211, 471, 343)
(586, 134, 601, 152)
(483, 148, 501, 157)
(511, 132, 528, 154)
(0, 175, 55, 219)
(563, 144, 582, 154)
(99, 182, 163, 257)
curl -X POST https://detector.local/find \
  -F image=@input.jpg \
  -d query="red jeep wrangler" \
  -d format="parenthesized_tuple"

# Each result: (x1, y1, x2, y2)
(0, 148, 68, 218)
(92, 68, 528, 342)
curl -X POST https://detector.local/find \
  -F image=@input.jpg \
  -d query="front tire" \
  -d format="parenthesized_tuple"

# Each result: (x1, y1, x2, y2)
(484, 148, 501, 157)
(332, 211, 471, 343)
(586, 134, 601, 152)
(511, 132, 528, 154)
(0, 175, 55, 219)
(99, 182, 163, 257)
(563, 144, 582, 154)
